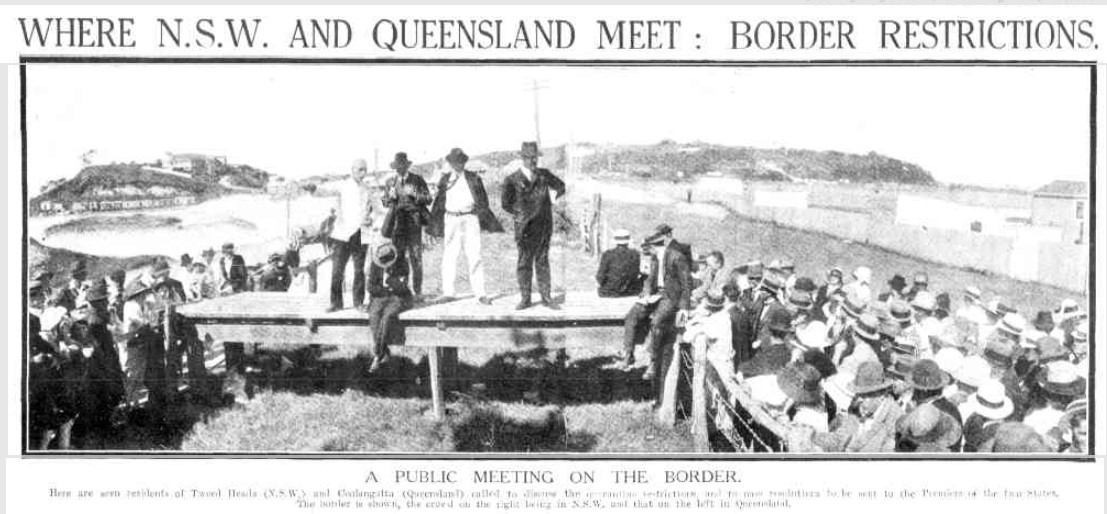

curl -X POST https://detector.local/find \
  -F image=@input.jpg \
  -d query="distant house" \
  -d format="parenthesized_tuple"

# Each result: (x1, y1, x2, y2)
(1032, 180, 1089, 244)
(168, 153, 227, 179)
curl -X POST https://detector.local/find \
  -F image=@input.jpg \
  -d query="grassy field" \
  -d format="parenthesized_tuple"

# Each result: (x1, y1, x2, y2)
(60, 185, 1083, 452)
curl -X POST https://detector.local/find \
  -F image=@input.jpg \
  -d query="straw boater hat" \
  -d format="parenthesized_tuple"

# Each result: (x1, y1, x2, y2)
(1057, 399, 1088, 438)
(1071, 321, 1088, 343)
(796, 321, 832, 350)
(390, 152, 412, 169)
(777, 362, 824, 405)
(1052, 299, 1084, 324)
(896, 403, 962, 451)
(888, 354, 918, 380)
(852, 313, 881, 343)
(913, 272, 929, 286)
(1036, 360, 1087, 398)
(780, 259, 795, 272)
(978, 422, 1051, 453)
(612, 228, 631, 244)
(996, 313, 1027, 338)
(760, 274, 785, 295)
(963, 286, 982, 303)
(767, 259, 783, 272)
(888, 299, 913, 323)
(932, 347, 965, 376)
(445, 147, 469, 165)
(965, 379, 1014, 421)
(372, 242, 400, 269)
(849, 360, 895, 395)
(983, 338, 1018, 369)
(907, 359, 951, 391)
(842, 292, 868, 320)
(953, 355, 992, 390)
(704, 290, 726, 311)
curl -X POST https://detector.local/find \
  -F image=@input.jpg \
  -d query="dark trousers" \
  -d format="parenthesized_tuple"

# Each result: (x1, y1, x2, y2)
(516, 233, 552, 299)
(394, 234, 424, 296)
(367, 295, 411, 359)
(330, 231, 367, 309)
(622, 297, 679, 370)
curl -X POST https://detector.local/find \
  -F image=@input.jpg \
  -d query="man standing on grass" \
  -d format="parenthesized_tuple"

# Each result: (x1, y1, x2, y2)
(501, 141, 566, 310)
(428, 148, 503, 304)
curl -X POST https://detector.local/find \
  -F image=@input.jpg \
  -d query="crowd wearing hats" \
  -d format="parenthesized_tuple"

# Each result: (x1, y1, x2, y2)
(627, 231, 1091, 453)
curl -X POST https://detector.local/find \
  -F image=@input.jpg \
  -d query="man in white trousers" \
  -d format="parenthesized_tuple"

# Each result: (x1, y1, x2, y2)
(427, 148, 504, 304)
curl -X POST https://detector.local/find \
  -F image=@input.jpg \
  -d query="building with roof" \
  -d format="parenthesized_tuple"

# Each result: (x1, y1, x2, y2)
(1031, 180, 1089, 245)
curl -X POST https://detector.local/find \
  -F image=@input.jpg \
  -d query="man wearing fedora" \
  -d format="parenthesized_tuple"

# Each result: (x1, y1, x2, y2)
(428, 148, 503, 303)
(366, 242, 413, 373)
(501, 141, 567, 309)
(382, 152, 432, 298)
(595, 228, 643, 298)
(325, 158, 377, 312)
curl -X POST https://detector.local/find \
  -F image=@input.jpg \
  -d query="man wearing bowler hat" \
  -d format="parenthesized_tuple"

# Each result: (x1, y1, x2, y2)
(428, 148, 504, 304)
(501, 142, 566, 310)
(382, 152, 432, 298)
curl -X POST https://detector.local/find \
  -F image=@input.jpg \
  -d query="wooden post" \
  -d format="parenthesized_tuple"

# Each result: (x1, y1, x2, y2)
(656, 339, 682, 426)
(691, 334, 710, 452)
(428, 347, 445, 420)
(591, 193, 603, 257)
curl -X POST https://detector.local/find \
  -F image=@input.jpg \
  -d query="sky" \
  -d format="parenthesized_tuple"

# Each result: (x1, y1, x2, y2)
(24, 64, 1091, 193)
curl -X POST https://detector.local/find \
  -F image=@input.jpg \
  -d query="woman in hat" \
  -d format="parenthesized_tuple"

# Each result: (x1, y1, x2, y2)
(812, 266, 844, 321)
(960, 379, 1015, 452)
(366, 242, 413, 373)
(895, 403, 962, 452)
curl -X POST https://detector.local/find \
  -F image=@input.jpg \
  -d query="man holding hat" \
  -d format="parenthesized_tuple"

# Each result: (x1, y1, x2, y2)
(382, 152, 432, 297)
(429, 148, 504, 303)
(595, 228, 643, 298)
(501, 141, 566, 309)
(366, 242, 413, 373)
(326, 158, 376, 312)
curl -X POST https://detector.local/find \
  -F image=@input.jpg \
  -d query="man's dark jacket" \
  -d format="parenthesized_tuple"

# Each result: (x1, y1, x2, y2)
(641, 241, 693, 311)
(381, 171, 432, 240)
(500, 167, 566, 244)
(596, 245, 642, 297)
(427, 170, 504, 238)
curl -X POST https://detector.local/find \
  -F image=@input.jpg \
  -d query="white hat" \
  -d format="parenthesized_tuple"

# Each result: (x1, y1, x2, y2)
(852, 266, 872, 284)
(996, 313, 1027, 337)
(933, 348, 965, 375)
(746, 374, 788, 409)
(911, 291, 938, 312)
(1072, 321, 1088, 342)
(797, 321, 832, 349)
(953, 355, 991, 389)
(612, 229, 631, 243)
(966, 379, 1014, 420)
(39, 306, 68, 333)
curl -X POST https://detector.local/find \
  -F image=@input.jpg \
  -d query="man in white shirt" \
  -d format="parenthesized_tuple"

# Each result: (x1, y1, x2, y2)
(327, 158, 376, 311)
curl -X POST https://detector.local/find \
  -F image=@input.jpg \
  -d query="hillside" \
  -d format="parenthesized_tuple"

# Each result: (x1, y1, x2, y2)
(28, 238, 163, 287)
(33, 161, 275, 207)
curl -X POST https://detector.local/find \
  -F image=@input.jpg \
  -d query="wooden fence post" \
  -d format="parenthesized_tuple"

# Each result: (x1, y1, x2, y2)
(691, 334, 710, 452)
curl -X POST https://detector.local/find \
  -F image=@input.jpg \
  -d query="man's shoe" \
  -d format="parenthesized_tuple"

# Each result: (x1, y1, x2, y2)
(515, 299, 532, 310)
(325, 305, 342, 313)
(540, 296, 561, 310)
(367, 355, 389, 374)
(478, 296, 494, 305)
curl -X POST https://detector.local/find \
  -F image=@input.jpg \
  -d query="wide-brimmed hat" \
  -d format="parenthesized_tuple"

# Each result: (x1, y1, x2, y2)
(796, 321, 831, 349)
(767, 308, 794, 333)
(1035, 336, 1071, 364)
(907, 359, 950, 391)
(889, 299, 913, 323)
(849, 360, 895, 395)
(896, 403, 962, 450)
(704, 291, 725, 310)
(852, 313, 881, 342)
(445, 147, 469, 165)
(85, 279, 110, 302)
(978, 422, 1051, 453)
(520, 141, 542, 158)
(787, 290, 814, 311)
(842, 292, 868, 319)
(760, 274, 785, 294)
(777, 362, 823, 405)
(1052, 298, 1084, 324)
(123, 279, 151, 300)
(953, 355, 991, 390)
(966, 379, 1014, 420)
(645, 224, 674, 245)
(996, 313, 1027, 338)
(390, 151, 412, 169)
(888, 354, 918, 380)
(1031, 310, 1054, 332)
(612, 228, 631, 243)
(1036, 360, 1087, 398)
(372, 242, 399, 269)
(747, 374, 789, 410)
(983, 338, 1018, 368)
(887, 274, 907, 291)
(963, 286, 982, 302)
(150, 259, 172, 278)
(221, 242, 235, 252)
(933, 347, 965, 376)
(793, 276, 817, 293)
(911, 291, 937, 313)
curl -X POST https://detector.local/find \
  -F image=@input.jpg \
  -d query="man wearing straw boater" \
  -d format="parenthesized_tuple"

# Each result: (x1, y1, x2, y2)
(501, 141, 566, 310)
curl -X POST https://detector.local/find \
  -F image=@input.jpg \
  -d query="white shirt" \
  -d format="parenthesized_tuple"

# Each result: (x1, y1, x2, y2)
(443, 171, 476, 213)
(657, 240, 674, 288)
(1023, 406, 1064, 436)
(332, 178, 374, 239)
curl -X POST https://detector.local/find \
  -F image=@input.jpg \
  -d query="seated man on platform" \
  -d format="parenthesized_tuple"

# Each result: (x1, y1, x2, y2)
(366, 242, 413, 374)
(595, 228, 643, 298)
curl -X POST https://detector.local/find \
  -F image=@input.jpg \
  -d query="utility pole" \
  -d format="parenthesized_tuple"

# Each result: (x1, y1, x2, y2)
(525, 80, 548, 148)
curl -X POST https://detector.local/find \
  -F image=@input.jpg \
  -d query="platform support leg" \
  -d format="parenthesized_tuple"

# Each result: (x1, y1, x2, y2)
(429, 348, 445, 420)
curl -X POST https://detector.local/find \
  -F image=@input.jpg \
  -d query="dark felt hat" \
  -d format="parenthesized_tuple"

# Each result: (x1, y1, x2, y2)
(978, 422, 1051, 453)
(793, 276, 817, 293)
(907, 359, 951, 391)
(887, 274, 907, 291)
(850, 360, 896, 395)
(896, 403, 962, 450)
(390, 152, 412, 169)
(446, 147, 469, 165)
(777, 362, 823, 405)
(767, 308, 794, 333)
(372, 242, 399, 269)
(520, 141, 542, 157)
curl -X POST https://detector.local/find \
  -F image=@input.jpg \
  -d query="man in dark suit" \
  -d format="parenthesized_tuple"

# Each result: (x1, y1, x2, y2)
(428, 148, 504, 304)
(149, 258, 203, 391)
(215, 242, 249, 295)
(382, 152, 432, 297)
(501, 142, 566, 310)
(595, 228, 643, 297)
(366, 242, 413, 373)
(620, 224, 693, 391)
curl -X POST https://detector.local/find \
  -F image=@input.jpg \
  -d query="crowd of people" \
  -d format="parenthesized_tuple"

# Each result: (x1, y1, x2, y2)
(598, 224, 1090, 453)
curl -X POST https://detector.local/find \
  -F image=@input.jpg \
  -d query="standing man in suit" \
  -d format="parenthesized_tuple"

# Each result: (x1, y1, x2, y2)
(327, 158, 376, 312)
(620, 224, 693, 390)
(428, 148, 504, 304)
(501, 142, 566, 310)
(382, 152, 432, 298)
